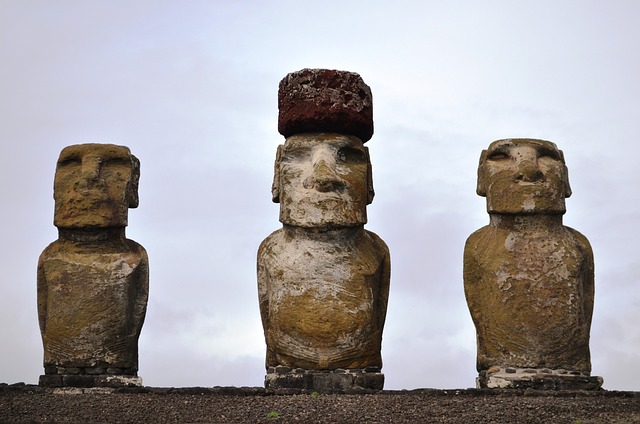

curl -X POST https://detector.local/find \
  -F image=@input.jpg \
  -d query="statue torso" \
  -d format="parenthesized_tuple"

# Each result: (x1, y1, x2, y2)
(38, 239, 148, 368)
(258, 229, 389, 369)
(464, 223, 593, 371)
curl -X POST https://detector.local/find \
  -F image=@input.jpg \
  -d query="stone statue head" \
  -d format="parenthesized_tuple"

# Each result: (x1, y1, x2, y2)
(272, 69, 375, 228)
(476, 138, 571, 214)
(53, 143, 140, 229)
(272, 132, 374, 228)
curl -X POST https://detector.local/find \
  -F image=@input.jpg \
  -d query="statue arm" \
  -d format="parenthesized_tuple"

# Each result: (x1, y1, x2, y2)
(379, 242, 391, 327)
(568, 228, 595, 322)
(463, 231, 484, 328)
(257, 239, 271, 332)
(36, 252, 47, 334)
(584, 245, 595, 325)
(586, 246, 595, 322)
(366, 231, 390, 329)
(133, 246, 150, 336)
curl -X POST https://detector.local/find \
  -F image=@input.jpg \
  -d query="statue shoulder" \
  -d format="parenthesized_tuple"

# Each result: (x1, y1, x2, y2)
(38, 239, 64, 264)
(125, 239, 147, 256)
(465, 225, 491, 250)
(364, 229, 390, 256)
(258, 229, 286, 257)
(564, 226, 594, 257)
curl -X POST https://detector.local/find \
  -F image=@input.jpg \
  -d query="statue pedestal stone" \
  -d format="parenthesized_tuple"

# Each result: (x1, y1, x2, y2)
(39, 372, 142, 388)
(477, 367, 603, 390)
(265, 366, 384, 393)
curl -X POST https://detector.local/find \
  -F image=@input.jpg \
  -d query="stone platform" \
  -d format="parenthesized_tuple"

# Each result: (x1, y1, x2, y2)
(477, 367, 603, 390)
(39, 374, 142, 388)
(264, 366, 384, 393)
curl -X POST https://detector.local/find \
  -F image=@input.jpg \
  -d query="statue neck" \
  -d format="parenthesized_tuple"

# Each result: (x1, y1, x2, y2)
(489, 213, 564, 231)
(58, 227, 127, 244)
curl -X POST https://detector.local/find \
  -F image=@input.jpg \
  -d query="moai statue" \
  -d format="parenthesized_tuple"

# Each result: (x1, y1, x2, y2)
(464, 138, 602, 390)
(258, 69, 390, 392)
(38, 143, 148, 388)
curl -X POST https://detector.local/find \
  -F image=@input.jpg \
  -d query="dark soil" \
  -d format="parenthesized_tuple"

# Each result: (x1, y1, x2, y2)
(2, 384, 640, 423)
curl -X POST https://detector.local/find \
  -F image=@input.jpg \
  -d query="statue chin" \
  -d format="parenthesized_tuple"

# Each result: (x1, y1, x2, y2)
(54, 210, 128, 229)
(487, 198, 566, 215)
(280, 211, 367, 228)
(279, 196, 367, 228)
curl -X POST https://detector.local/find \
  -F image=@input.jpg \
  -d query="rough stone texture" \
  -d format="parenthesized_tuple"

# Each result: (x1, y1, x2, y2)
(477, 367, 604, 390)
(464, 138, 599, 389)
(37, 144, 148, 387)
(259, 71, 389, 390)
(3, 384, 640, 423)
(265, 368, 384, 393)
(278, 69, 374, 142)
(38, 375, 142, 388)
(52, 143, 140, 229)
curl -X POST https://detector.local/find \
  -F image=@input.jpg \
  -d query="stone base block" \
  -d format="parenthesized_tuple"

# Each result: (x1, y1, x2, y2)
(39, 374, 142, 388)
(477, 367, 603, 390)
(265, 366, 384, 393)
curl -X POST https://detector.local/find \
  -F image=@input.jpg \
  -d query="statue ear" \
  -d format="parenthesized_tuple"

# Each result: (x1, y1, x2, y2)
(127, 155, 140, 208)
(476, 149, 488, 197)
(559, 150, 572, 198)
(271, 145, 283, 203)
(365, 147, 375, 204)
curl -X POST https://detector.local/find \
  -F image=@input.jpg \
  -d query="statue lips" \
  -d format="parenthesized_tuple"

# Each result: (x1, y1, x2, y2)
(67, 188, 111, 207)
(301, 193, 355, 213)
(514, 179, 545, 185)
(312, 192, 349, 202)
(490, 171, 558, 200)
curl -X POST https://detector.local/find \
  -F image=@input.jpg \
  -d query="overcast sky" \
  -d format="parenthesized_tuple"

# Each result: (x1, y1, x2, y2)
(2, 0, 639, 390)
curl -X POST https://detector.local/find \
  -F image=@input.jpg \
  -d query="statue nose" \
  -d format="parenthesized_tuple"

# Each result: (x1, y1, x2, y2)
(515, 160, 544, 182)
(304, 159, 345, 192)
(78, 158, 101, 188)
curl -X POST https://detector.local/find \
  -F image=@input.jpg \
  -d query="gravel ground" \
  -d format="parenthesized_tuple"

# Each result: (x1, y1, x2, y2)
(2, 384, 640, 423)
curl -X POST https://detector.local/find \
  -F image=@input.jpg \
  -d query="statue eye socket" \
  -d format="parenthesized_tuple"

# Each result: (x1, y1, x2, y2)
(104, 157, 129, 166)
(538, 148, 561, 161)
(487, 152, 509, 160)
(338, 147, 366, 163)
(57, 156, 81, 167)
(281, 146, 310, 161)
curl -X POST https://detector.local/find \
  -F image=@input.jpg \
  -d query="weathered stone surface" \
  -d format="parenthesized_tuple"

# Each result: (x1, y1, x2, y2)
(271, 132, 375, 227)
(259, 225, 389, 369)
(39, 374, 142, 388)
(265, 368, 384, 393)
(477, 367, 603, 390)
(278, 69, 374, 142)
(464, 138, 599, 389)
(259, 70, 389, 387)
(52, 143, 140, 228)
(38, 144, 148, 387)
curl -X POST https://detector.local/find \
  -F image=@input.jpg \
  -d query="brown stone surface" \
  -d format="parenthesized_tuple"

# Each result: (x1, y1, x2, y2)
(464, 138, 596, 386)
(264, 368, 384, 393)
(259, 74, 389, 383)
(271, 133, 374, 227)
(53, 143, 140, 228)
(37, 144, 148, 383)
(278, 69, 374, 142)
(258, 226, 390, 370)
(477, 367, 603, 390)
(2, 385, 640, 423)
